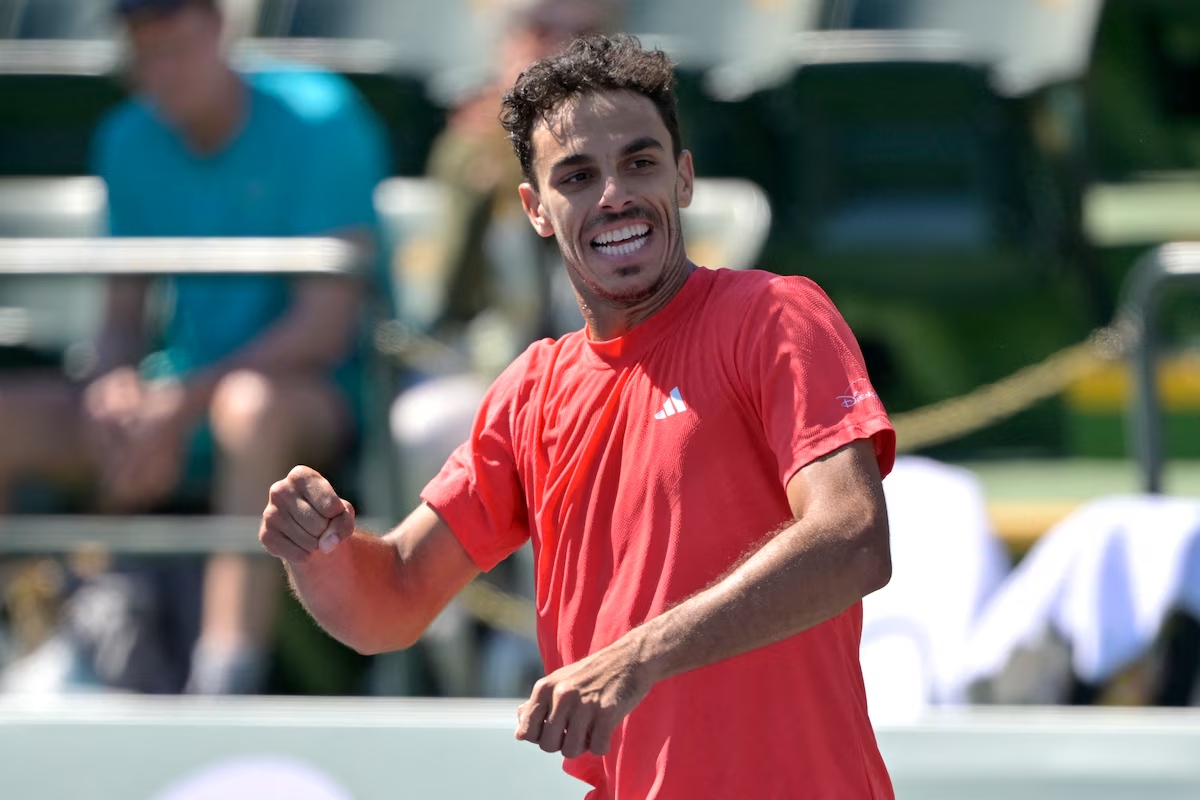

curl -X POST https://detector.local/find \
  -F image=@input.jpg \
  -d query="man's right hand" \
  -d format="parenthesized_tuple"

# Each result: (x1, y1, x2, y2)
(260, 465, 356, 564)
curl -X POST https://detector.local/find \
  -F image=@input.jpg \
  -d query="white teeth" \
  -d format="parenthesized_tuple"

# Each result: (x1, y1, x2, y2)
(592, 222, 650, 246)
(595, 233, 650, 257)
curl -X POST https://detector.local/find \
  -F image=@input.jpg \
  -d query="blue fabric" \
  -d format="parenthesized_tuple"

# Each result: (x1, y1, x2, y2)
(91, 65, 390, 379)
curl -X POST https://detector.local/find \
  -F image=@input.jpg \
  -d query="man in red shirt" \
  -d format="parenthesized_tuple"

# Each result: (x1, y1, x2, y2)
(260, 34, 896, 799)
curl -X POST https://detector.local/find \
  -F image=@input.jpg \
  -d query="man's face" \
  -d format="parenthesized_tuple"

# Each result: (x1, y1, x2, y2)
(126, 6, 226, 127)
(519, 90, 694, 309)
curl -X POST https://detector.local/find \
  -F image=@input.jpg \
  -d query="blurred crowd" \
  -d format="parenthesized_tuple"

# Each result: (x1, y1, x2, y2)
(0, 0, 612, 699)
(0, 0, 1198, 716)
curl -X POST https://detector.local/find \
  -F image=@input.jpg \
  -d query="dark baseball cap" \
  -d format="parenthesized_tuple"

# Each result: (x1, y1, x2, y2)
(114, 0, 216, 17)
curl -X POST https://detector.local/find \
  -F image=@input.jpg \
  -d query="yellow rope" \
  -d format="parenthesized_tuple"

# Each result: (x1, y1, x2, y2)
(458, 579, 538, 640)
(892, 318, 1139, 453)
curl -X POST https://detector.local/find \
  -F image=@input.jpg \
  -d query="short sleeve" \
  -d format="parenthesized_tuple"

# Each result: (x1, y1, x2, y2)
(288, 94, 390, 238)
(743, 276, 895, 486)
(420, 356, 531, 572)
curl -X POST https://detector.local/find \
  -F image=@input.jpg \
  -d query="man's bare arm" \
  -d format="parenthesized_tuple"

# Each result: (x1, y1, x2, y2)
(517, 438, 890, 758)
(260, 467, 481, 655)
(629, 437, 890, 678)
(93, 277, 150, 374)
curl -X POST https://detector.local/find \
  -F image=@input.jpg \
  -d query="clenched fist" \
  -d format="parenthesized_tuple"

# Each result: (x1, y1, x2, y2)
(259, 465, 355, 563)
(515, 637, 652, 759)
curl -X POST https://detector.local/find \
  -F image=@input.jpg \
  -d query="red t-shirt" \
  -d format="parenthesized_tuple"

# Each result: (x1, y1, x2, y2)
(423, 267, 896, 799)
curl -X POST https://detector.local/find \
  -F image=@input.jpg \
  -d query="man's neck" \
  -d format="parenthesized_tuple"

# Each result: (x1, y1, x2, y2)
(581, 258, 697, 342)
(181, 69, 246, 155)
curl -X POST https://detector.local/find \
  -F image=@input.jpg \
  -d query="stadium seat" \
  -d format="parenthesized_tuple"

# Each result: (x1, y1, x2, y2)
(711, 30, 1103, 458)
(256, 0, 508, 104)
(372, 176, 453, 334)
(624, 0, 822, 183)
(1086, 0, 1200, 180)
(5, 0, 116, 39)
(626, 0, 822, 69)
(680, 178, 772, 271)
(755, 45, 1064, 302)
(0, 40, 125, 176)
(0, 176, 107, 367)
(830, 0, 1102, 95)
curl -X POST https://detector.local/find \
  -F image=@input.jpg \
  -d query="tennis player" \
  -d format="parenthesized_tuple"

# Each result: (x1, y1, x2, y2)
(261, 34, 896, 799)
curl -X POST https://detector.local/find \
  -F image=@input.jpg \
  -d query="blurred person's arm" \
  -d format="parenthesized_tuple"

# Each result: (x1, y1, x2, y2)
(261, 466, 480, 654)
(92, 277, 150, 374)
(86, 254, 363, 422)
(89, 109, 153, 378)
(170, 260, 365, 421)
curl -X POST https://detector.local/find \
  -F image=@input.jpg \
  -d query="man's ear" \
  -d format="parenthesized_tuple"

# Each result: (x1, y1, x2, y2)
(519, 182, 555, 238)
(676, 150, 695, 210)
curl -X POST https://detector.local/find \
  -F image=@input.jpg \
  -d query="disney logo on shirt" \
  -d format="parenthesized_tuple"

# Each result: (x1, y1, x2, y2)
(837, 379, 879, 409)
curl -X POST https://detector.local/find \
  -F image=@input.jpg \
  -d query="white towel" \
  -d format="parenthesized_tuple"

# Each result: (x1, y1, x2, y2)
(964, 495, 1200, 687)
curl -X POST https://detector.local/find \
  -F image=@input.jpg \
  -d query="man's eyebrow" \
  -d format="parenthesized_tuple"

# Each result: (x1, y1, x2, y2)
(547, 137, 666, 176)
(622, 136, 664, 156)
(550, 152, 592, 174)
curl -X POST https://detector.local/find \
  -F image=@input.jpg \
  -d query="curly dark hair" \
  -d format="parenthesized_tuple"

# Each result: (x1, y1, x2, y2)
(499, 33, 682, 183)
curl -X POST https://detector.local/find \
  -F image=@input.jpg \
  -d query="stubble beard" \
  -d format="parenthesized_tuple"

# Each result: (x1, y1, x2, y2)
(562, 206, 686, 309)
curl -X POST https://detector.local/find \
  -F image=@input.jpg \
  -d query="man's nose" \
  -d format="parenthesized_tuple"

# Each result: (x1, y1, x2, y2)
(598, 175, 634, 211)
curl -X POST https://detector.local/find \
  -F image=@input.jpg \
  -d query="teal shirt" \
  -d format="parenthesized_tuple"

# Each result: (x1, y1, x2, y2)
(91, 66, 390, 382)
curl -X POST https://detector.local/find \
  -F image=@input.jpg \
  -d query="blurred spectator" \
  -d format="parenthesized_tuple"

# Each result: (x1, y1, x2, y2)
(0, 0, 389, 694)
(420, 0, 618, 360)
(385, 0, 614, 698)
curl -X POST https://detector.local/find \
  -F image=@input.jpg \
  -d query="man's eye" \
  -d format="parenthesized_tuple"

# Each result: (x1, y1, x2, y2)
(562, 172, 589, 185)
(631, 159, 654, 169)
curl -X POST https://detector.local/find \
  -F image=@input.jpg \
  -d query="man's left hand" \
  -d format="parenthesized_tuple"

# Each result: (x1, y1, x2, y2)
(515, 638, 653, 759)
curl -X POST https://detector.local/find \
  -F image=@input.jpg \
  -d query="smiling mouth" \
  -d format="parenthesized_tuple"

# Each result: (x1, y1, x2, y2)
(591, 222, 651, 257)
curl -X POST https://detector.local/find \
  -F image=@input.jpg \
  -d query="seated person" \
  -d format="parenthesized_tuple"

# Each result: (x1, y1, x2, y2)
(0, 0, 389, 694)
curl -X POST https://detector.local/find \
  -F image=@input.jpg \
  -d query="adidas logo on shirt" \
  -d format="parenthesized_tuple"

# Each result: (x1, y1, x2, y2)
(654, 387, 688, 420)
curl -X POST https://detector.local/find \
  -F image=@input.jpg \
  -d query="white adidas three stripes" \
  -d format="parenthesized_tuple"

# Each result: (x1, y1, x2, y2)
(653, 387, 688, 420)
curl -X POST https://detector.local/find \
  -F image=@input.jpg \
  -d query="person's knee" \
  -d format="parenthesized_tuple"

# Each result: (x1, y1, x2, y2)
(209, 370, 281, 455)
(209, 370, 346, 465)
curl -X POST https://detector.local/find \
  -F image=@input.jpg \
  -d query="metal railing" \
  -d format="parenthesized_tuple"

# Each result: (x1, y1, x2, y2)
(0, 236, 367, 276)
(1121, 243, 1200, 494)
